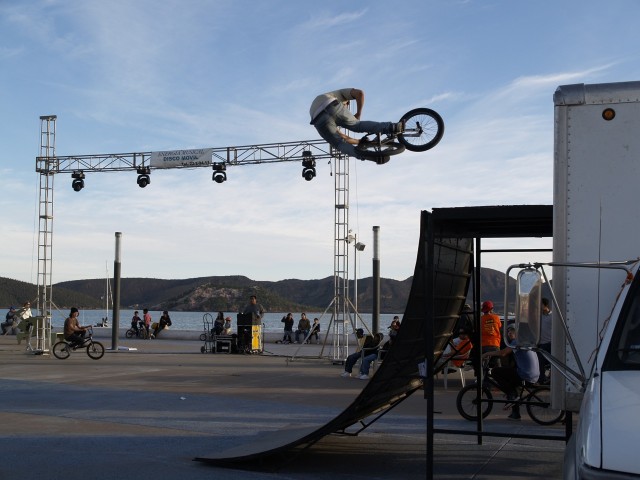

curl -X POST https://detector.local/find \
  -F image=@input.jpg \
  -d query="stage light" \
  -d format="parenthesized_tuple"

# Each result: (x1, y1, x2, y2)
(136, 167, 151, 188)
(301, 150, 316, 181)
(71, 171, 85, 192)
(212, 163, 227, 183)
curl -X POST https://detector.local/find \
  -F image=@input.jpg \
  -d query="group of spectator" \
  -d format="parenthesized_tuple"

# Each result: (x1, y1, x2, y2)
(340, 316, 401, 380)
(130, 309, 172, 339)
(279, 313, 320, 344)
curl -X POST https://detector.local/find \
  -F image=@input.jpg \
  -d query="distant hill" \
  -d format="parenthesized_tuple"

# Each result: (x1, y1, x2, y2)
(0, 276, 102, 310)
(1, 267, 547, 314)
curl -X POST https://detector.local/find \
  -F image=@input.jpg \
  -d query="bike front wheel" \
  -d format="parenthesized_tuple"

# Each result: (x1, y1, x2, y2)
(398, 108, 444, 152)
(526, 386, 565, 425)
(456, 384, 493, 421)
(86, 341, 105, 360)
(125, 329, 135, 339)
(52, 341, 71, 360)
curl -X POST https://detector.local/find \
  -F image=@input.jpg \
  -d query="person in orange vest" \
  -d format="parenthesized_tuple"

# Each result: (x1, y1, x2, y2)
(480, 300, 502, 367)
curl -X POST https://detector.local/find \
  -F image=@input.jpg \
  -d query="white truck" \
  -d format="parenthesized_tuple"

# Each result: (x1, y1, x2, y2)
(515, 81, 640, 478)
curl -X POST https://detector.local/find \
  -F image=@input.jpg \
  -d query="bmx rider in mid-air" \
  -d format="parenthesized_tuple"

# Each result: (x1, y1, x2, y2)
(309, 88, 403, 161)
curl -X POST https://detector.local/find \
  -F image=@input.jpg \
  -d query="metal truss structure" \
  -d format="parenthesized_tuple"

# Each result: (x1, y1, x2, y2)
(35, 116, 356, 360)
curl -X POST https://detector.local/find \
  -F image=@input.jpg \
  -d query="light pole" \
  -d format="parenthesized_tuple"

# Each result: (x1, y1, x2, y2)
(346, 231, 366, 327)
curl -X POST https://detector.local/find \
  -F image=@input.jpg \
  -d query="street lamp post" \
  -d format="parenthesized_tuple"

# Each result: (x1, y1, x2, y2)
(346, 231, 365, 328)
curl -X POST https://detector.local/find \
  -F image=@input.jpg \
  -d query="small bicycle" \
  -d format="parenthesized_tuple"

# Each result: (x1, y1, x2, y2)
(125, 322, 147, 339)
(456, 360, 564, 425)
(53, 326, 105, 360)
(354, 107, 444, 163)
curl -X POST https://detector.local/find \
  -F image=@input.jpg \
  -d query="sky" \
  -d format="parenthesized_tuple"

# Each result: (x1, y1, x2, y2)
(1, 0, 640, 286)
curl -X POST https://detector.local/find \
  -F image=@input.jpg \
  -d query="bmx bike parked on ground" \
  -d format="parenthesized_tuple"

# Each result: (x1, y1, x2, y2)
(354, 107, 444, 163)
(456, 360, 564, 425)
(52, 326, 105, 360)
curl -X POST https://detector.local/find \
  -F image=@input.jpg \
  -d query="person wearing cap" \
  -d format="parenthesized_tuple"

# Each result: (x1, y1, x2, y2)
(483, 326, 539, 420)
(1, 306, 17, 335)
(480, 300, 502, 368)
(64, 307, 89, 347)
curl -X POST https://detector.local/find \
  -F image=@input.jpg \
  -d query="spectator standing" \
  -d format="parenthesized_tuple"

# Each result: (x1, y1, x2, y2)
(281, 313, 294, 344)
(143, 309, 152, 339)
(480, 300, 502, 368)
(242, 295, 265, 321)
(537, 297, 552, 383)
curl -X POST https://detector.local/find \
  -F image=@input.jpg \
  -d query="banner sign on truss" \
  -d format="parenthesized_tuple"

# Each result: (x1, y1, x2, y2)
(150, 148, 213, 168)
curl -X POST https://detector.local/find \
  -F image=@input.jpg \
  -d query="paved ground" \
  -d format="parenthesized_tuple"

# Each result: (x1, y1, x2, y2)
(0, 335, 570, 479)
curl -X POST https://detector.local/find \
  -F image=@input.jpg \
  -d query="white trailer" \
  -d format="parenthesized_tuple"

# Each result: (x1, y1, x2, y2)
(550, 81, 640, 478)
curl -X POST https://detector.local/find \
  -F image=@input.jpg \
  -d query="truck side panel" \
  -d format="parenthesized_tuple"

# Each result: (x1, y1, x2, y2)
(553, 81, 640, 411)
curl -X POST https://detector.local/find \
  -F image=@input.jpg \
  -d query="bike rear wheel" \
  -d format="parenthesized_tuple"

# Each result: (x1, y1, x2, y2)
(86, 341, 105, 360)
(125, 329, 135, 339)
(456, 384, 493, 421)
(398, 108, 444, 152)
(526, 386, 564, 425)
(52, 341, 71, 360)
(354, 138, 405, 163)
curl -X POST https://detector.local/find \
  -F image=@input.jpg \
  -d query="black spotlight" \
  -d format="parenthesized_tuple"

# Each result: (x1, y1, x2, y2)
(136, 167, 151, 188)
(71, 171, 85, 192)
(212, 163, 227, 183)
(301, 150, 316, 181)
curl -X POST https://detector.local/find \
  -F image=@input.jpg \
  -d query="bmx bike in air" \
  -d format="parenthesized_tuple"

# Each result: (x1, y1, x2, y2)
(354, 108, 444, 163)
(52, 326, 105, 360)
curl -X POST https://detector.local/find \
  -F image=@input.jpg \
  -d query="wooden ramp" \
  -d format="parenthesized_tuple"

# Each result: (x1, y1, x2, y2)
(195, 210, 473, 467)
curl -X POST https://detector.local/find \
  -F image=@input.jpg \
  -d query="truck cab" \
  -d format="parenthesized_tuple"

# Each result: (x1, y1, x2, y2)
(564, 265, 640, 479)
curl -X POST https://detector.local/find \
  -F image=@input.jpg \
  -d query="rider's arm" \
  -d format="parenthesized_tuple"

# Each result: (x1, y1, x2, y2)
(337, 130, 359, 145)
(483, 346, 512, 359)
(349, 88, 364, 119)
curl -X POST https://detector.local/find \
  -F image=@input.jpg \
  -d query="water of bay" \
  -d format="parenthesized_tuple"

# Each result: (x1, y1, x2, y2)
(49, 309, 403, 334)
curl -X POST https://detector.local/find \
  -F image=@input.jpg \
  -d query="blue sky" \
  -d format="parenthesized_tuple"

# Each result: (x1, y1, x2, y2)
(2, 0, 640, 285)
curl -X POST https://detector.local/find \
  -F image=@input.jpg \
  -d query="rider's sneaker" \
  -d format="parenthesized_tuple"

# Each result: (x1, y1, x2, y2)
(375, 156, 390, 165)
(358, 137, 373, 148)
(391, 120, 405, 134)
(507, 411, 521, 420)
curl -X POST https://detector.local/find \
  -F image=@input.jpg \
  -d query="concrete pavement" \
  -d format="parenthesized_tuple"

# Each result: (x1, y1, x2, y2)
(0, 334, 569, 479)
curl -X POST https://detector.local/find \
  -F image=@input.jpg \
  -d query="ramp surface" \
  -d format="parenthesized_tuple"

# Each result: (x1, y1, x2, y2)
(196, 211, 473, 466)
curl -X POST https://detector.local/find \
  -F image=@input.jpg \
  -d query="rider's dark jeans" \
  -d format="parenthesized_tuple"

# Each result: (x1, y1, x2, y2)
(65, 332, 86, 347)
(490, 366, 521, 398)
(312, 101, 393, 158)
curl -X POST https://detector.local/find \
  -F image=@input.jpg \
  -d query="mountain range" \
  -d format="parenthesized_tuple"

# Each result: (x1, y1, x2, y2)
(1, 267, 542, 314)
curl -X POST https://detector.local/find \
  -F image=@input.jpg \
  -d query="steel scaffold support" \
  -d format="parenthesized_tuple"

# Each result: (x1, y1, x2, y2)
(35, 115, 56, 354)
(34, 117, 358, 360)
